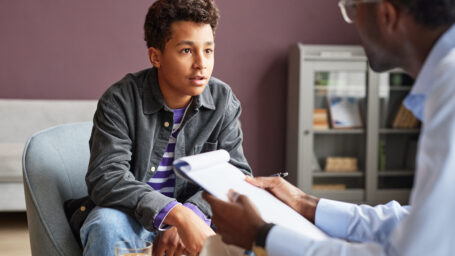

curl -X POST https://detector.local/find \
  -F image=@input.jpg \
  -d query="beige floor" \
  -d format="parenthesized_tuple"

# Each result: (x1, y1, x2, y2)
(0, 212, 32, 256)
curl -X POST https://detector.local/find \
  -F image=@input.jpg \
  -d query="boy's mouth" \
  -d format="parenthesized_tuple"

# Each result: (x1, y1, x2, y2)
(189, 75, 207, 80)
(189, 76, 207, 86)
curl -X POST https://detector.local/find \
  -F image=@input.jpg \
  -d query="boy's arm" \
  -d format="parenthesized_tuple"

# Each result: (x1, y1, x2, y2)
(86, 90, 175, 232)
(152, 201, 211, 230)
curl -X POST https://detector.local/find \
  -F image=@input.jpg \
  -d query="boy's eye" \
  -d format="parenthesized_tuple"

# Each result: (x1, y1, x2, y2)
(181, 48, 191, 54)
(205, 49, 214, 54)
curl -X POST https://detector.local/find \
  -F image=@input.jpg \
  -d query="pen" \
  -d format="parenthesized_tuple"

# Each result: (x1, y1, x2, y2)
(271, 171, 288, 178)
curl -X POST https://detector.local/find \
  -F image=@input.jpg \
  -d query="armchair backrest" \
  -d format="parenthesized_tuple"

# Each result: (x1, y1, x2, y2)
(22, 122, 93, 256)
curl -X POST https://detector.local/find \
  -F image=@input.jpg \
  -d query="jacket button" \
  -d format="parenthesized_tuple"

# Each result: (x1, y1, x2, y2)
(150, 166, 156, 172)
(164, 122, 170, 128)
(80, 206, 86, 212)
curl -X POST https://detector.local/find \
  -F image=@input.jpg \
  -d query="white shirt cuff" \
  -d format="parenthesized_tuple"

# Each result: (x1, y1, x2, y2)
(265, 225, 315, 256)
(315, 198, 357, 239)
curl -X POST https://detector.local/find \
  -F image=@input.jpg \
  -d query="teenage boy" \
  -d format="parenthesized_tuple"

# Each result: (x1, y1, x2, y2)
(80, 0, 251, 255)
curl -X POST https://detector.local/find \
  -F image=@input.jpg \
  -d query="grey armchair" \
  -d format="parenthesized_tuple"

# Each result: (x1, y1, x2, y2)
(23, 122, 92, 256)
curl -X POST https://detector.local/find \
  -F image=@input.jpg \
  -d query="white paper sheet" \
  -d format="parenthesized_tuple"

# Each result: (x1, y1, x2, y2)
(174, 150, 328, 240)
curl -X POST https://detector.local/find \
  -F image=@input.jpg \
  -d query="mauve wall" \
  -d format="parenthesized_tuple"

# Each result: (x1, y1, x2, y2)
(0, 0, 359, 176)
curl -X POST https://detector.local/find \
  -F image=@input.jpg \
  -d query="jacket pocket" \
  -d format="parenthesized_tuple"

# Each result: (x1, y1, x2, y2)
(193, 141, 218, 154)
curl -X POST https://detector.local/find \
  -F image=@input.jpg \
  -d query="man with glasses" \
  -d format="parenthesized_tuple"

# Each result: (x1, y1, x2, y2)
(203, 0, 455, 255)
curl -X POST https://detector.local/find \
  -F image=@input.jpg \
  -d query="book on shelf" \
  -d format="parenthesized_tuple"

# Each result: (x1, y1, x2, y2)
(328, 96, 363, 129)
(324, 157, 358, 172)
(173, 149, 328, 240)
(312, 184, 346, 191)
(313, 109, 329, 130)
(358, 98, 367, 127)
(392, 103, 420, 129)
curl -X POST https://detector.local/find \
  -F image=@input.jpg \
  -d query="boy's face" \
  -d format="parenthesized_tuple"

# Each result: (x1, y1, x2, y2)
(149, 21, 215, 107)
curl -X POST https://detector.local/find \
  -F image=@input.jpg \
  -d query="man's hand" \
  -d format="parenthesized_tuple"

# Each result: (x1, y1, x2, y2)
(202, 190, 266, 250)
(163, 204, 215, 255)
(246, 176, 320, 223)
(152, 226, 185, 256)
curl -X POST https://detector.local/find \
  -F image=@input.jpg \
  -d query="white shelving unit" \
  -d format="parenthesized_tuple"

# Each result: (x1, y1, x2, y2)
(286, 44, 419, 204)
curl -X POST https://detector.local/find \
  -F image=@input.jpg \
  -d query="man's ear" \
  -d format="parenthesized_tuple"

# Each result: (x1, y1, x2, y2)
(377, 1, 399, 33)
(148, 47, 161, 68)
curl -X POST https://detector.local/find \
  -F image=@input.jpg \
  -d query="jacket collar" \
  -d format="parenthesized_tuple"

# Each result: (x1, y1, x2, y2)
(143, 68, 215, 114)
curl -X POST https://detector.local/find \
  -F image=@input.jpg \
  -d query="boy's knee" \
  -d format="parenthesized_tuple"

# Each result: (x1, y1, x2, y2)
(81, 207, 133, 244)
(88, 207, 131, 230)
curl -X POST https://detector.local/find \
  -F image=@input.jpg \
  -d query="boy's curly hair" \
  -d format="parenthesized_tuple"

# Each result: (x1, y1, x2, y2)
(144, 0, 220, 51)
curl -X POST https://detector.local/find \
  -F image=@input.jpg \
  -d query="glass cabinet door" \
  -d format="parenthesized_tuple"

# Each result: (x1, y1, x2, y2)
(366, 70, 420, 204)
(304, 61, 367, 202)
(377, 72, 418, 188)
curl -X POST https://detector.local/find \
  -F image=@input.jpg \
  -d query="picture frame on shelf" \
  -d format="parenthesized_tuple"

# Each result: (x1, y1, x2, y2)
(328, 96, 363, 129)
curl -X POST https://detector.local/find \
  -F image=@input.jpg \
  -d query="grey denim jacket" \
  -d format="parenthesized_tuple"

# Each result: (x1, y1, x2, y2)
(86, 68, 251, 231)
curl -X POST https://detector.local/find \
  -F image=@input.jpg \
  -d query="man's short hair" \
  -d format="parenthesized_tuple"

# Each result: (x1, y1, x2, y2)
(144, 0, 220, 51)
(390, 0, 455, 27)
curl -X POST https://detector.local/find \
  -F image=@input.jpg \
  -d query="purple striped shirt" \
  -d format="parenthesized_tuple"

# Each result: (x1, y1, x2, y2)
(148, 106, 211, 230)
(147, 107, 185, 196)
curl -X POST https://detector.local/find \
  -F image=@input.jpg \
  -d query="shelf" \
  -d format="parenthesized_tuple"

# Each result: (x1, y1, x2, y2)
(314, 85, 366, 91)
(311, 189, 364, 202)
(305, 55, 367, 62)
(389, 86, 412, 91)
(379, 129, 420, 134)
(367, 189, 411, 204)
(313, 171, 364, 177)
(378, 171, 414, 176)
(314, 129, 365, 134)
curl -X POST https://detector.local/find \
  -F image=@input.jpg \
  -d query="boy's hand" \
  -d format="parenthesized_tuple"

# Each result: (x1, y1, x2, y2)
(153, 226, 185, 256)
(246, 176, 320, 223)
(164, 204, 215, 255)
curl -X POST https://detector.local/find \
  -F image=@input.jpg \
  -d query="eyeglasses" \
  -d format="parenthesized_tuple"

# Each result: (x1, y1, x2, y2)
(338, 0, 383, 24)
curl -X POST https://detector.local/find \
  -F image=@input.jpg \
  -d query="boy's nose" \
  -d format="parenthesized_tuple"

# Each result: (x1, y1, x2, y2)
(193, 53, 207, 70)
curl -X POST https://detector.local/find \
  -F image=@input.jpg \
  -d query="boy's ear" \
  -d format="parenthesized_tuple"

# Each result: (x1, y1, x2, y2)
(148, 47, 161, 68)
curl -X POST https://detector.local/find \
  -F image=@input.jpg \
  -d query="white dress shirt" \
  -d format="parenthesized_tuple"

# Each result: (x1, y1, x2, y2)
(266, 24, 455, 256)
